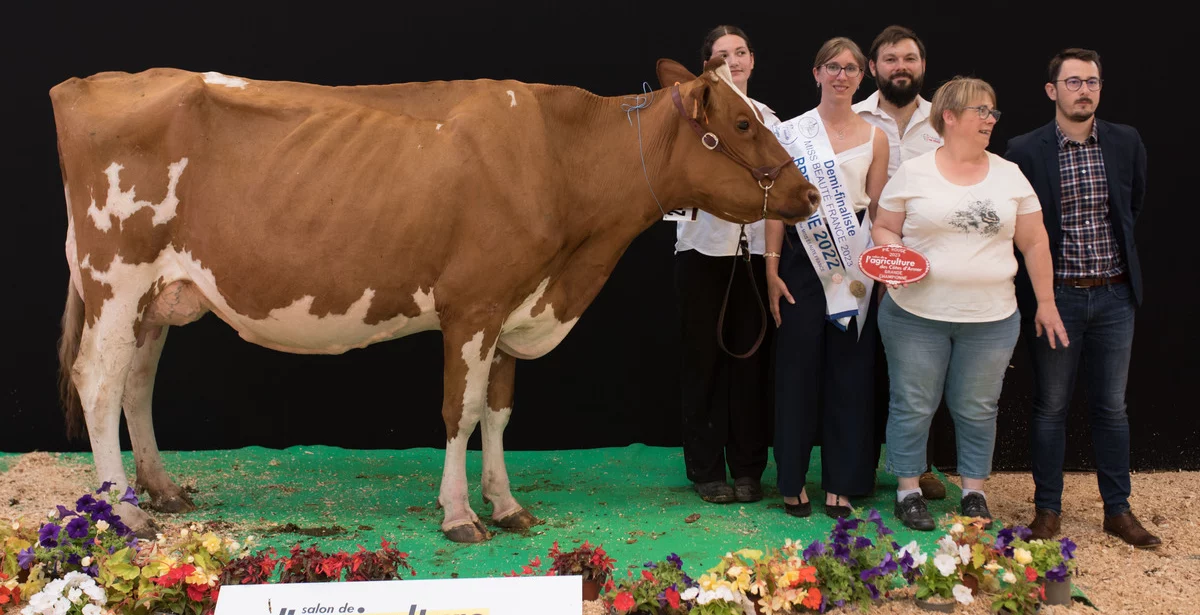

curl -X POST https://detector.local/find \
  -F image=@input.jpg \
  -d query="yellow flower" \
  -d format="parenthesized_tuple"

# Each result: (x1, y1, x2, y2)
(95, 520, 109, 534)
(1014, 548, 1032, 565)
(185, 567, 210, 586)
(180, 528, 189, 538)
(10, 520, 19, 531)
(201, 533, 221, 554)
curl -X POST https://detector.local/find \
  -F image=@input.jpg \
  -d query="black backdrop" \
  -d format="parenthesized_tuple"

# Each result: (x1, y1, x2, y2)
(4, 3, 1196, 472)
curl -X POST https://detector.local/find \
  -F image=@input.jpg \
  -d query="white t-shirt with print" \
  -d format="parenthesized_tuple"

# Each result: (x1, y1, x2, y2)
(878, 150, 1041, 323)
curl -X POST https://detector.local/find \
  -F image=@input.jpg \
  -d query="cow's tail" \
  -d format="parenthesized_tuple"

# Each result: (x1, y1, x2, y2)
(59, 274, 86, 441)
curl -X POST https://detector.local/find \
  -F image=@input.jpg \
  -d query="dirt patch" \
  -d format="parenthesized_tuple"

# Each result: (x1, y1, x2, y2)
(267, 522, 347, 537)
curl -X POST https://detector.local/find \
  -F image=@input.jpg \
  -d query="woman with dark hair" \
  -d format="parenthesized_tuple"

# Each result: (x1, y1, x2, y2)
(676, 25, 778, 505)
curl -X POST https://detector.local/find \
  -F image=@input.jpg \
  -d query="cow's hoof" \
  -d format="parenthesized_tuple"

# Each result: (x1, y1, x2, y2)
(495, 508, 539, 531)
(130, 515, 160, 540)
(150, 491, 196, 514)
(443, 520, 492, 543)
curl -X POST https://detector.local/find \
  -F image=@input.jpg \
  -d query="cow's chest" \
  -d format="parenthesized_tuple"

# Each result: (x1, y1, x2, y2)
(496, 278, 579, 360)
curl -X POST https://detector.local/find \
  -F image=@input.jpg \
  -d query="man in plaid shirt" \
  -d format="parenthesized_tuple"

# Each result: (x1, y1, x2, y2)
(1005, 48, 1159, 548)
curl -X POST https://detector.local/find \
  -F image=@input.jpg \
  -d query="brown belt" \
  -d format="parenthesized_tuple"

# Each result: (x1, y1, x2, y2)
(1056, 272, 1129, 288)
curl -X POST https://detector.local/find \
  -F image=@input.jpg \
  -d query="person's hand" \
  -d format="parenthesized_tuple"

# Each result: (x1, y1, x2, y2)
(768, 273, 793, 327)
(1035, 303, 1070, 350)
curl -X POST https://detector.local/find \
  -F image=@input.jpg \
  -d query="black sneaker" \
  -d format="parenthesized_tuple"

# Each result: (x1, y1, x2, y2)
(960, 493, 993, 529)
(733, 477, 763, 503)
(693, 480, 736, 504)
(894, 493, 935, 531)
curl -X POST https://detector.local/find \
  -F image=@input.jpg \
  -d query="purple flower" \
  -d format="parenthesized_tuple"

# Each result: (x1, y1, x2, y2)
(75, 494, 97, 514)
(66, 516, 90, 540)
(89, 500, 114, 520)
(996, 527, 1017, 555)
(1014, 526, 1033, 540)
(18, 547, 36, 569)
(832, 541, 853, 561)
(803, 540, 825, 561)
(1046, 562, 1070, 583)
(1059, 537, 1077, 561)
(111, 519, 133, 538)
(643, 560, 657, 568)
(38, 523, 61, 548)
(56, 505, 76, 520)
(867, 583, 880, 600)
(666, 553, 683, 569)
(96, 481, 115, 495)
(835, 599, 845, 607)
(835, 516, 862, 533)
(855, 536, 873, 550)
(67, 553, 81, 566)
(897, 550, 916, 574)
(120, 486, 140, 507)
(83, 565, 99, 578)
(125, 536, 139, 551)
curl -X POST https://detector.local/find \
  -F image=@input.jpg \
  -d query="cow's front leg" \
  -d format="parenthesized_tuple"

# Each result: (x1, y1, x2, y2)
(438, 325, 498, 543)
(122, 326, 195, 513)
(481, 350, 537, 531)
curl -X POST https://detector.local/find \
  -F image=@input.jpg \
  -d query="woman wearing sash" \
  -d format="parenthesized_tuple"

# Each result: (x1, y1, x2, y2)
(872, 77, 1067, 530)
(765, 37, 889, 518)
(676, 25, 781, 505)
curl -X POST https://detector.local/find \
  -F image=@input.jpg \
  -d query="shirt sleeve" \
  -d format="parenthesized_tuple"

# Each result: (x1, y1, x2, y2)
(878, 162, 909, 213)
(1011, 164, 1042, 215)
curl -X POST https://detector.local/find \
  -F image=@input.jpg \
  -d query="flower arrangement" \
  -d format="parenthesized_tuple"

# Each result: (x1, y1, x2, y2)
(912, 537, 975, 608)
(689, 549, 759, 615)
(607, 554, 697, 614)
(1, 570, 21, 607)
(987, 525, 1077, 613)
(18, 570, 106, 615)
(802, 509, 915, 611)
(18, 483, 139, 581)
(276, 540, 415, 584)
(2, 518, 42, 607)
(546, 540, 615, 583)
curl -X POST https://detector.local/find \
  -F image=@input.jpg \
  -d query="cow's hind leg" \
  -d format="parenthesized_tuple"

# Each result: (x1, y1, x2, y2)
(122, 325, 195, 513)
(481, 350, 537, 530)
(438, 324, 500, 543)
(73, 313, 156, 536)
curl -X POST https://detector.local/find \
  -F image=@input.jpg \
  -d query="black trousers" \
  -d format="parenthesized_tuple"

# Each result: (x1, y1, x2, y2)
(676, 249, 773, 484)
(774, 233, 878, 498)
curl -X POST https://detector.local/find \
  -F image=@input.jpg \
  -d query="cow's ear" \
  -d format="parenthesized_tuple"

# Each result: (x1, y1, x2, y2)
(702, 55, 728, 75)
(657, 59, 697, 89)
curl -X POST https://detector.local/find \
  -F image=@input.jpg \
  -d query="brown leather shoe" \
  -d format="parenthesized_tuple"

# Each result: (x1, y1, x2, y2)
(918, 472, 947, 500)
(1028, 508, 1061, 540)
(1103, 512, 1162, 549)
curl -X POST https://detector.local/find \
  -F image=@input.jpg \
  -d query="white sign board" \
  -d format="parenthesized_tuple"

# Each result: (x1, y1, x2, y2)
(213, 575, 581, 615)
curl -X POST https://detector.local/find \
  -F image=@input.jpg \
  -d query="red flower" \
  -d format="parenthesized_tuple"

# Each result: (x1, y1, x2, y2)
(530, 556, 541, 568)
(1025, 566, 1039, 582)
(612, 592, 635, 612)
(186, 583, 208, 602)
(802, 587, 823, 610)
(154, 564, 195, 587)
(665, 587, 680, 608)
(522, 566, 534, 575)
(641, 570, 655, 581)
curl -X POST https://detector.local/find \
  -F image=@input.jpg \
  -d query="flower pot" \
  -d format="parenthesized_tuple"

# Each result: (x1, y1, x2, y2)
(915, 597, 957, 612)
(1042, 579, 1071, 605)
(962, 572, 980, 595)
(582, 579, 601, 601)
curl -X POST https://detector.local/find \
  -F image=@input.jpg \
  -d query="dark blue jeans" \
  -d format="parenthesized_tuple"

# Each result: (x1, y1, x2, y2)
(1028, 281, 1136, 517)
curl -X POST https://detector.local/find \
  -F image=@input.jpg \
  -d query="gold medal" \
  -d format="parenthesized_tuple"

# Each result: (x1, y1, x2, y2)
(850, 280, 867, 298)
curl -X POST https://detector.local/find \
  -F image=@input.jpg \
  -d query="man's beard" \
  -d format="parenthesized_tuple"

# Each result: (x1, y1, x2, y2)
(1060, 99, 1095, 123)
(877, 71, 924, 107)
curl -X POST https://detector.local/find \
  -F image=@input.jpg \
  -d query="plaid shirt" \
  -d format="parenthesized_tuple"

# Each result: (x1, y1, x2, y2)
(1056, 123, 1125, 279)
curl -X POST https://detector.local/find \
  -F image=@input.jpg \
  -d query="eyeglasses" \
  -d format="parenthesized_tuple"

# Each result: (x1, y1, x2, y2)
(822, 63, 861, 77)
(963, 105, 1002, 120)
(1056, 77, 1103, 91)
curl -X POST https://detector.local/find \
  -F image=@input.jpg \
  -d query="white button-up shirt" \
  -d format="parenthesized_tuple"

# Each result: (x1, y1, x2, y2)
(675, 99, 780, 257)
(852, 91, 942, 178)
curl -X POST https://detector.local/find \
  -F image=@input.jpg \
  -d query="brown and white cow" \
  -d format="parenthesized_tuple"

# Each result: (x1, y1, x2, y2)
(51, 56, 819, 542)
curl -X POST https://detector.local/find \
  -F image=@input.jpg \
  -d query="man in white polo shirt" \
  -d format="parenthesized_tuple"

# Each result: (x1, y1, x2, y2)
(852, 25, 946, 501)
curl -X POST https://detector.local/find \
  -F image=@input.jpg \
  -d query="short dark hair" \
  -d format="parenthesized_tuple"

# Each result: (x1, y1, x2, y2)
(868, 25, 926, 63)
(1048, 48, 1102, 82)
(701, 25, 752, 64)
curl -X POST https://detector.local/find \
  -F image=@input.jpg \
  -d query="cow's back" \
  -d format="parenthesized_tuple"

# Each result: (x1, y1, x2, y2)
(52, 68, 568, 354)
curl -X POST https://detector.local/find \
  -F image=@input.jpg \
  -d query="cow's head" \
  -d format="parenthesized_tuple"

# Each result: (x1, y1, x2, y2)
(656, 57, 820, 224)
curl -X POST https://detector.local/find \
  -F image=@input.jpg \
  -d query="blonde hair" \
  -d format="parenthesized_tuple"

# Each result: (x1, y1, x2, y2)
(929, 76, 997, 136)
(813, 37, 868, 73)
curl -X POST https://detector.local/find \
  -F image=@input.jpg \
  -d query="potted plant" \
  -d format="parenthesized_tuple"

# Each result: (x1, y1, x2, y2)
(937, 516, 1001, 595)
(1006, 534, 1077, 606)
(803, 509, 914, 611)
(987, 565, 1041, 615)
(910, 541, 969, 612)
(546, 540, 615, 600)
(687, 550, 759, 615)
(606, 553, 697, 614)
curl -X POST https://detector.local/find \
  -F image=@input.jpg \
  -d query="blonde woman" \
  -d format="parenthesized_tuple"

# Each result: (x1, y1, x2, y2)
(872, 76, 1068, 530)
(766, 37, 889, 519)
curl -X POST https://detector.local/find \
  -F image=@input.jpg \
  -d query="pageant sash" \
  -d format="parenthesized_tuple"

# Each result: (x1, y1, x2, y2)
(770, 109, 874, 338)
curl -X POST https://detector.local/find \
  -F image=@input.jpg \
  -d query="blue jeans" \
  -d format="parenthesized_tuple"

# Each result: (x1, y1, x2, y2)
(1028, 282, 1136, 516)
(878, 294, 1020, 481)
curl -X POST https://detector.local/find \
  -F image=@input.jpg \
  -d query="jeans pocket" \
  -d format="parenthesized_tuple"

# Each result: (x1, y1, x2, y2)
(1110, 282, 1132, 302)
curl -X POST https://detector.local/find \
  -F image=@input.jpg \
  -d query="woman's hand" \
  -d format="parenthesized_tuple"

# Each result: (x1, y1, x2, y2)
(1035, 302, 1070, 349)
(768, 273, 794, 327)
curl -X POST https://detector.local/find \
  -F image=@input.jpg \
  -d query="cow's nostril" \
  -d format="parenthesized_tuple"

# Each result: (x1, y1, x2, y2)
(807, 189, 822, 209)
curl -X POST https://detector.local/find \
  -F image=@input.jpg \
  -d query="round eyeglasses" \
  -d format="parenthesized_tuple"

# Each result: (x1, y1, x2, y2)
(963, 105, 1002, 120)
(1056, 77, 1103, 91)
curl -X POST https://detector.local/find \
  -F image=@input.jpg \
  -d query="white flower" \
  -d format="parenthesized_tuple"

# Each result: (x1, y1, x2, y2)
(959, 544, 972, 566)
(1003, 570, 1017, 583)
(67, 588, 82, 604)
(80, 556, 92, 567)
(936, 536, 958, 556)
(934, 553, 957, 577)
(11, 520, 20, 531)
(83, 606, 102, 615)
(680, 587, 699, 601)
(230, 541, 241, 552)
(47, 509, 57, 520)
(181, 528, 189, 538)
(1014, 548, 1032, 565)
(950, 523, 964, 535)
(95, 520, 109, 534)
(898, 540, 928, 567)
(953, 584, 975, 605)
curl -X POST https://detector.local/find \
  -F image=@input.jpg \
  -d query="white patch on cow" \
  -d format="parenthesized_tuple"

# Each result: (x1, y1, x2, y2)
(79, 246, 439, 355)
(438, 329, 493, 532)
(87, 159, 188, 232)
(498, 277, 579, 360)
(506, 90, 517, 107)
(481, 404, 521, 519)
(202, 71, 248, 89)
(436, 123, 443, 131)
(64, 186, 84, 297)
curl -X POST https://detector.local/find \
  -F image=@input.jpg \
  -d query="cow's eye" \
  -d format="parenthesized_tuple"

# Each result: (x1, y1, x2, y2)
(736, 120, 751, 131)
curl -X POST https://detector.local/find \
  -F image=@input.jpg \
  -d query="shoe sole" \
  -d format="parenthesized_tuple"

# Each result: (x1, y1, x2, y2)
(1104, 530, 1162, 549)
